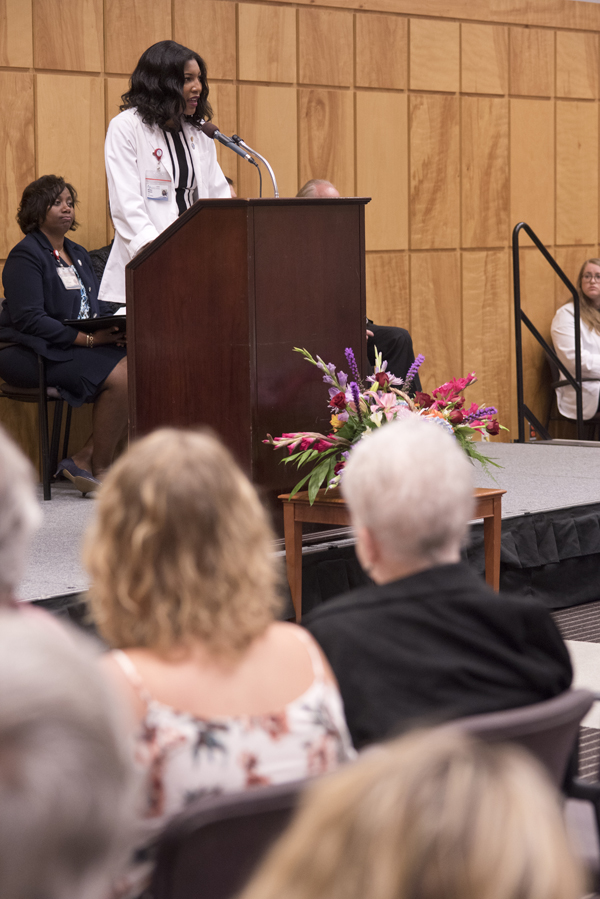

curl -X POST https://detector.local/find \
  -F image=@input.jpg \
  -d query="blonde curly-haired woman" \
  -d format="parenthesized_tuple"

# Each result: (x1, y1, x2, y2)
(84, 428, 354, 897)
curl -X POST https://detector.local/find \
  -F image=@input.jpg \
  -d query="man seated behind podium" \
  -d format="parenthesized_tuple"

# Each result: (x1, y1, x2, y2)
(303, 418, 572, 749)
(296, 180, 420, 390)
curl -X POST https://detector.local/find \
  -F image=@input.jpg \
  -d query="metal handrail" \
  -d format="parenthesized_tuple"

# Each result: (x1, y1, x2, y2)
(512, 222, 583, 441)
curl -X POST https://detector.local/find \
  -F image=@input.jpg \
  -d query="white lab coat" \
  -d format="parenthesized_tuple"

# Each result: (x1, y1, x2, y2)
(550, 302, 600, 419)
(99, 108, 230, 304)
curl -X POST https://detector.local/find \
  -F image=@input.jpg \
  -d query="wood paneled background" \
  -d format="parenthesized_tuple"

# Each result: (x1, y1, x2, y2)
(3, 0, 600, 464)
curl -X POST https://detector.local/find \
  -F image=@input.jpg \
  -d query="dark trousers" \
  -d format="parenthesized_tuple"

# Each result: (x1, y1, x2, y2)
(367, 324, 421, 392)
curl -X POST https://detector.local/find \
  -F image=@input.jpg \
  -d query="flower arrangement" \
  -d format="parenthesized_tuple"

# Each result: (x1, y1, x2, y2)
(264, 347, 506, 504)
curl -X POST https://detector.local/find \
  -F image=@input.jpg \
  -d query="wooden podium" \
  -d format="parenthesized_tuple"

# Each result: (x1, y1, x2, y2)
(126, 198, 369, 498)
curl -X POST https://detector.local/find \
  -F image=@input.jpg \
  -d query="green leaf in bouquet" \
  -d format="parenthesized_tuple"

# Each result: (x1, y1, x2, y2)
(288, 470, 314, 499)
(307, 455, 334, 504)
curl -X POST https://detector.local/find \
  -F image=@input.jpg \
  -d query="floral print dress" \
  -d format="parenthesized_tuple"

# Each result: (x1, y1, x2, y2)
(112, 629, 355, 897)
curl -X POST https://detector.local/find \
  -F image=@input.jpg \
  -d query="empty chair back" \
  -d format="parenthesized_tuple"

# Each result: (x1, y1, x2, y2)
(450, 688, 594, 787)
(149, 780, 305, 899)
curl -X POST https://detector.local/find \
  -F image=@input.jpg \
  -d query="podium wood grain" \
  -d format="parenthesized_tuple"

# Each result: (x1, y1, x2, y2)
(126, 198, 368, 505)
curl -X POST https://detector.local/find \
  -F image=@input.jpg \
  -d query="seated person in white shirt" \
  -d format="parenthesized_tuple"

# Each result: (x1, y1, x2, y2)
(551, 257, 600, 420)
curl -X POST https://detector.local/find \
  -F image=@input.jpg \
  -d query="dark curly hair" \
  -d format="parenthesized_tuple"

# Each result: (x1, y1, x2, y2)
(17, 175, 79, 235)
(120, 40, 213, 130)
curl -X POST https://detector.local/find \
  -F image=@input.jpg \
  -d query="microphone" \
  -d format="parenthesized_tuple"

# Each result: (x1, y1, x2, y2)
(200, 122, 255, 163)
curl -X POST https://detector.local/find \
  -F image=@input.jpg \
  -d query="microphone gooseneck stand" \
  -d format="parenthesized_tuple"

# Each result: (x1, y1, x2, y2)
(199, 122, 278, 198)
(231, 134, 279, 199)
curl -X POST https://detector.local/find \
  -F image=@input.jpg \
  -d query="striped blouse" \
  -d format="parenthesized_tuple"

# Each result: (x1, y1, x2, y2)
(162, 128, 198, 215)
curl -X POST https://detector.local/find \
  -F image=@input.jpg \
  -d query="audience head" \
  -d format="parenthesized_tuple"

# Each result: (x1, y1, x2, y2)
(0, 425, 41, 601)
(341, 417, 474, 579)
(85, 428, 282, 656)
(0, 612, 135, 899)
(576, 258, 600, 333)
(296, 179, 340, 199)
(17, 175, 79, 235)
(241, 727, 584, 899)
(121, 40, 212, 129)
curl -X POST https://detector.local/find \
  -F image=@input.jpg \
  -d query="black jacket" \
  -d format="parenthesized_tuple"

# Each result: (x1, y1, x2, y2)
(304, 562, 572, 749)
(0, 230, 113, 361)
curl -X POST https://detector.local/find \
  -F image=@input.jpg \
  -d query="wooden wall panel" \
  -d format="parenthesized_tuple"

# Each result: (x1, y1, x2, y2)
(409, 19, 459, 92)
(556, 31, 598, 100)
(0, 74, 35, 259)
(36, 75, 107, 251)
(462, 250, 510, 436)
(410, 95, 459, 249)
(104, 0, 171, 75)
(210, 83, 238, 186)
(105, 77, 129, 124)
(0, 0, 33, 67)
(357, 92, 407, 251)
(462, 97, 508, 248)
(298, 8, 353, 87)
(461, 24, 508, 95)
(510, 99, 554, 246)
(238, 86, 297, 199)
(355, 14, 407, 90)
(556, 100, 598, 246)
(410, 252, 461, 391)
(238, 4, 296, 84)
(253, 0, 600, 31)
(510, 27, 554, 97)
(0, 403, 39, 468)
(299, 90, 354, 196)
(174, 1, 236, 81)
(366, 253, 410, 328)
(33, 0, 102, 72)
(554, 247, 591, 313)
(518, 248, 556, 426)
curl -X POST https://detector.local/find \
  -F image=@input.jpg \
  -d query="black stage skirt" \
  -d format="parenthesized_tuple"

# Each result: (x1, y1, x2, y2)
(0, 344, 126, 407)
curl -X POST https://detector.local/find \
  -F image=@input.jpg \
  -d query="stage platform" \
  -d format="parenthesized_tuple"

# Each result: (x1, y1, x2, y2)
(16, 441, 600, 619)
(285, 441, 600, 614)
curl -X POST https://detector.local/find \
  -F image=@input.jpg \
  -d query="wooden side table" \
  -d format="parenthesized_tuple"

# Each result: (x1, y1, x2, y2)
(279, 487, 506, 622)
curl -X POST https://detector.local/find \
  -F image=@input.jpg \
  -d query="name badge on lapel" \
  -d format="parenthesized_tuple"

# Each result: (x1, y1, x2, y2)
(56, 266, 80, 289)
(146, 170, 172, 200)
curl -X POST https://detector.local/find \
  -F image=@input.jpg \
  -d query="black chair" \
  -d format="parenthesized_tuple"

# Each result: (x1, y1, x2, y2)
(545, 350, 600, 439)
(148, 780, 305, 899)
(450, 689, 600, 888)
(0, 341, 72, 500)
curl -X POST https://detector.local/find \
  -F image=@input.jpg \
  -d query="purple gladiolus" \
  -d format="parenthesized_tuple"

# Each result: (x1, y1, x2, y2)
(345, 348, 361, 384)
(404, 354, 425, 387)
(464, 406, 498, 423)
(350, 381, 362, 422)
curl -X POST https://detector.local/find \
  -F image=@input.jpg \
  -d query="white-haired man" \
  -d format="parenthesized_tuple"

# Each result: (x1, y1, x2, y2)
(304, 418, 572, 749)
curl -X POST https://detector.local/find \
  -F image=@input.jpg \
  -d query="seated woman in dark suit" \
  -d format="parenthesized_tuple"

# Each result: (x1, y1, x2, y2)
(0, 175, 127, 493)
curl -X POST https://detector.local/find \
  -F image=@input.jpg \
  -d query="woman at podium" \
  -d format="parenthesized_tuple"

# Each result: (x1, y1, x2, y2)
(100, 40, 230, 306)
(0, 176, 127, 493)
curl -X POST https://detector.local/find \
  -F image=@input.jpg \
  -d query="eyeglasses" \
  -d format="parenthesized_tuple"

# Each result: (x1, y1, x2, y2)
(583, 273, 600, 282)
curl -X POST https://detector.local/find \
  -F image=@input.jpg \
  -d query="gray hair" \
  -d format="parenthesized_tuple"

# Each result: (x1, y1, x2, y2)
(341, 417, 474, 566)
(0, 612, 136, 899)
(0, 426, 41, 596)
(296, 179, 339, 198)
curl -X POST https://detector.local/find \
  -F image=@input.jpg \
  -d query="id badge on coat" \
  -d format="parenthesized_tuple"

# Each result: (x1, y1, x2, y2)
(56, 265, 80, 289)
(145, 170, 172, 201)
